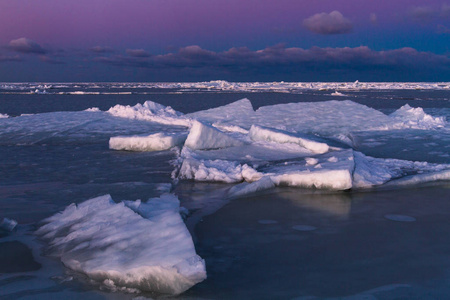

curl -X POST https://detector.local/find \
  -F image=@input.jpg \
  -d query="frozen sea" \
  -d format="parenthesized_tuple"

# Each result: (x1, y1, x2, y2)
(0, 81, 449, 299)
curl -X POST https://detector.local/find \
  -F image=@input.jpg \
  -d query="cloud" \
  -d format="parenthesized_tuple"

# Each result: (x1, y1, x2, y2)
(126, 49, 151, 57)
(90, 46, 114, 53)
(8, 38, 46, 54)
(370, 13, 377, 24)
(0, 54, 21, 62)
(303, 11, 353, 35)
(408, 6, 437, 22)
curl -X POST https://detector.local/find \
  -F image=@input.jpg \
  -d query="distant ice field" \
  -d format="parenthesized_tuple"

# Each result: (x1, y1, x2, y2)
(0, 81, 449, 299)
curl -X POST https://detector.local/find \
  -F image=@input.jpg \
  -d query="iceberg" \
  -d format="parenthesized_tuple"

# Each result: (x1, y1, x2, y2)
(109, 132, 188, 151)
(36, 194, 206, 295)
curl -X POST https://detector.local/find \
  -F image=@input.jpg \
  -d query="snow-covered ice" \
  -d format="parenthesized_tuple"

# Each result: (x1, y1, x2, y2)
(184, 120, 245, 150)
(390, 104, 446, 129)
(248, 125, 330, 154)
(109, 132, 188, 151)
(107, 101, 191, 127)
(36, 194, 206, 295)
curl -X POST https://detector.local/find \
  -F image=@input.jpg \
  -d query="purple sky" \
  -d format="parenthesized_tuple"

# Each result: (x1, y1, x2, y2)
(1, 0, 449, 81)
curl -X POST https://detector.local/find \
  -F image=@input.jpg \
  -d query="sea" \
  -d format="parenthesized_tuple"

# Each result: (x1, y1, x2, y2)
(0, 81, 449, 299)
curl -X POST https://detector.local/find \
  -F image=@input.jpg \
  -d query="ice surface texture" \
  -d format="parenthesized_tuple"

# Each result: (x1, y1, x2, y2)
(109, 132, 188, 151)
(36, 194, 206, 295)
(107, 100, 191, 127)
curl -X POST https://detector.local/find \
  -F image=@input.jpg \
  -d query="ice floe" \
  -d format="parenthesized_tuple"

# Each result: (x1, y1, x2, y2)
(36, 194, 206, 295)
(2, 96, 448, 196)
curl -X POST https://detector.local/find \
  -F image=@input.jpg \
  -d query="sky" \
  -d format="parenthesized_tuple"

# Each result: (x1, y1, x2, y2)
(1, 0, 450, 82)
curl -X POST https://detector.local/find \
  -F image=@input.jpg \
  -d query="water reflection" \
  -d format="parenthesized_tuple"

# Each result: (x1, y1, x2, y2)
(278, 188, 352, 219)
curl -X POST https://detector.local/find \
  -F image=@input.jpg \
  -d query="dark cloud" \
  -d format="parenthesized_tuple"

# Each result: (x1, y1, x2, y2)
(90, 46, 114, 53)
(8, 38, 46, 54)
(442, 3, 450, 18)
(92, 45, 450, 81)
(126, 49, 151, 57)
(39, 55, 65, 64)
(303, 11, 353, 35)
(0, 54, 21, 62)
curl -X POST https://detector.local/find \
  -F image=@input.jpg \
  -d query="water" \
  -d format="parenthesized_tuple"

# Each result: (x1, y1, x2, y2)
(0, 82, 449, 299)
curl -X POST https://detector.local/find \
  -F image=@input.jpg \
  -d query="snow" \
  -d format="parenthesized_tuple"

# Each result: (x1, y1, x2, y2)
(184, 120, 245, 150)
(107, 101, 191, 127)
(390, 104, 446, 129)
(179, 156, 262, 183)
(109, 132, 188, 151)
(331, 91, 346, 96)
(36, 194, 206, 295)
